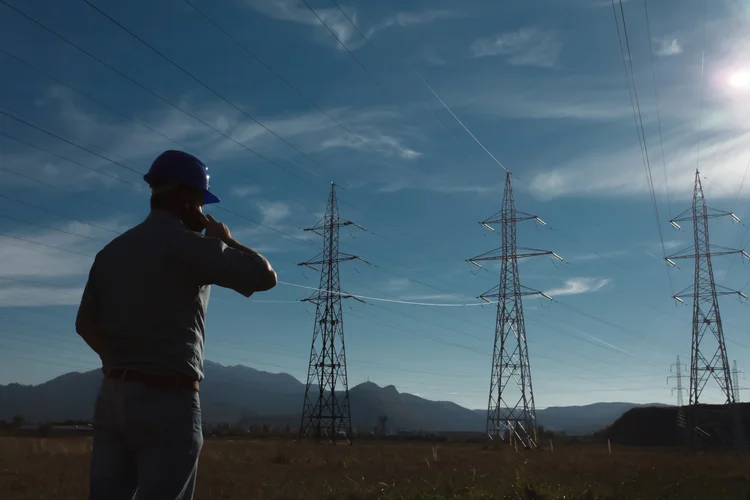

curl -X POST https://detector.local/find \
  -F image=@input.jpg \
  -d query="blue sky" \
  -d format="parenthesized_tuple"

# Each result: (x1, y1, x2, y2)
(1, 0, 750, 410)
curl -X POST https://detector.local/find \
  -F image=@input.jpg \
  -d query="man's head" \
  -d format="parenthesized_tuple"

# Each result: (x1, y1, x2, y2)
(144, 150, 220, 232)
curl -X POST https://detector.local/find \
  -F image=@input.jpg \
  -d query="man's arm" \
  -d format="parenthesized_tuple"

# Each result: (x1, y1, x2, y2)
(75, 266, 108, 363)
(223, 237, 277, 291)
(176, 214, 277, 297)
(204, 214, 277, 291)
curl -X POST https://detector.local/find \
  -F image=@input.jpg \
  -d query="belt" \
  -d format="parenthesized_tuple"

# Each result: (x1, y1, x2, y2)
(104, 369, 200, 392)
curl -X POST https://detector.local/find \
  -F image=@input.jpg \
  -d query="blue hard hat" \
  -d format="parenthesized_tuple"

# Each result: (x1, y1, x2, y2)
(143, 150, 220, 204)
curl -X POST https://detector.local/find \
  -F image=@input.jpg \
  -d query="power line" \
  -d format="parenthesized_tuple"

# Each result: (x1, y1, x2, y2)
(0, 213, 109, 243)
(300, 0, 412, 122)
(0, 163, 126, 213)
(279, 280, 485, 307)
(81, 0, 336, 181)
(642, 0, 673, 219)
(181, 0, 380, 157)
(611, 0, 674, 296)
(0, 192, 122, 236)
(0, 232, 95, 259)
(0, 132, 142, 192)
(0, 46, 254, 182)
(0, 111, 144, 188)
(0, 0, 321, 190)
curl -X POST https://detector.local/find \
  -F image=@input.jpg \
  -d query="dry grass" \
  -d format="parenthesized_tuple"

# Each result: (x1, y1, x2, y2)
(1, 437, 749, 499)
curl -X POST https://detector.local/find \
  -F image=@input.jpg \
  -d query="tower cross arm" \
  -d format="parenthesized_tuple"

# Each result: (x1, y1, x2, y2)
(666, 247, 750, 267)
(467, 247, 562, 266)
(480, 211, 546, 230)
(479, 284, 553, 302)
(670, 208, 741, 227)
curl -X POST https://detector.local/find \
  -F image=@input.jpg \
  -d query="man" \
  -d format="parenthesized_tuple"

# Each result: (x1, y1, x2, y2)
(76, 150, 277, 500)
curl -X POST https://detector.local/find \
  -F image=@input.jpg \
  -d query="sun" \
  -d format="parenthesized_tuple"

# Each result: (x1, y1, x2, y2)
(729, 70, 750, 89)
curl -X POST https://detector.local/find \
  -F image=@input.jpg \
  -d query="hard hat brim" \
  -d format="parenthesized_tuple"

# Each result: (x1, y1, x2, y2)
(204, 190, 220, 205)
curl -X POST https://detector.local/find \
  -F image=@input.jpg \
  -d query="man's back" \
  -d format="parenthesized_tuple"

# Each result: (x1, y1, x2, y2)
(85, 209, 264, 381)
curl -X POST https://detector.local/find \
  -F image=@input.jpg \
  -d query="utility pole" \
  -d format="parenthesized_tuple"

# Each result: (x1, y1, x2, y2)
(666, 170, 748, 451)
(668, 355, 687, 428)
(467, 171, 562, 449)
(298, 183, 369, 444)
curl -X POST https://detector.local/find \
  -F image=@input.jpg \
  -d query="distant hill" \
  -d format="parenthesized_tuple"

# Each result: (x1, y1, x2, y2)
(472, 402, 669, 436)
(0, 361, 663, 434)
(598, 403, 750, 447)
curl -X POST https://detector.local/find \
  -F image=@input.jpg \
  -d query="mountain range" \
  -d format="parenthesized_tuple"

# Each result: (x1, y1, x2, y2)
(0, 360, 666, 434)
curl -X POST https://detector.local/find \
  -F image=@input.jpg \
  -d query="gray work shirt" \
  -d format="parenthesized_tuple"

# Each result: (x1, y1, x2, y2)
(78, 209, 267, 381)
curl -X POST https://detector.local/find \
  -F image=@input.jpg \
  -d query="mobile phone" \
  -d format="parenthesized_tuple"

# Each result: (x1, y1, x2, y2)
(183, 202, 209, 232)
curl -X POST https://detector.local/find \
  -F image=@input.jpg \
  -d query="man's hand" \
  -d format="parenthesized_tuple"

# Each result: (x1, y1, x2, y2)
(204, 214, 232, 243)
(202, 213, 277, 291)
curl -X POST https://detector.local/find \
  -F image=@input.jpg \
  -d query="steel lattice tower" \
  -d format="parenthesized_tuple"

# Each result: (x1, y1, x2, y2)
(668, 355, 687, 428)
(666, 170, 748, 450)
(733, 361, 742, 403)
(299, 183, 368, 444)
(468, 172, 561, 448)
(669, 355, 686, 407)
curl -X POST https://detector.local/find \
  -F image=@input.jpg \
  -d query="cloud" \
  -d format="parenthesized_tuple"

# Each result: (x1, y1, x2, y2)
(366, 10, 458, 39)
(544, 277, 611, 297)
(0, 283, 84, 308)
(470, 28, 561, 68)
(378, 177, 501, 195)
(3, 84, 422, 197)
(244, 1, 457, 51)
(568, 250, 629, 262)
(320, 132, 422, 159)
(243, 0, 364, 50)
(230, 185, 263, 197)
(256, 201, 292, 225)
(528, 127, 750, 200)
(656, 38, 682, 57)
(0, 216, 131, 307)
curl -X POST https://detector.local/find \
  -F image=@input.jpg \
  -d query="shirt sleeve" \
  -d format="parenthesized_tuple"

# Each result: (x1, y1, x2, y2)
(171, 230, 268, 297)
(76, 259, 100, 327)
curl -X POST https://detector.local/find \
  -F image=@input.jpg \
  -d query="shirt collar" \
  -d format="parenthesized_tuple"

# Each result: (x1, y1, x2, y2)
(146, 209, 184, 227)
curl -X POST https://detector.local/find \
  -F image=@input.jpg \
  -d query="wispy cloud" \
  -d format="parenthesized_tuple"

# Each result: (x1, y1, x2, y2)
(529, 128, 750, 200)
(0, 283, 84, 308)
(244, 1, 456, 51)
(0, 217, 129, 307)
(544, 277, 611, 297)
(243, 0, 364, 50)
(366, 10, 458, 39)
(256, 201, 292, 225)
(3, 85, 421, 196)
(378, 177, 501, 195)
(470, 27, 561, 68)
(230, 185, 263, 197)
(568, 250, 629, 262)
(320, 132, 422, 160)
(656, 37, 682, 57)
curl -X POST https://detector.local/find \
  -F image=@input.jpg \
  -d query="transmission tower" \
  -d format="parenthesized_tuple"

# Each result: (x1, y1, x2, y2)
(668, 355, 687, 428)
(733, 360, 743, 403)
(666, 170, 748, 450)
(298, 183, 369, 444)
(467, 171, 562, 448)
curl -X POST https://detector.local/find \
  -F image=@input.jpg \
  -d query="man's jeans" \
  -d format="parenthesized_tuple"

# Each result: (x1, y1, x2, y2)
(88, 378, 203, 500)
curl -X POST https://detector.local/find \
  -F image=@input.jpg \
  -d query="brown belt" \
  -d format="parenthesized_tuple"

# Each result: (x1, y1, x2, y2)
(104, 369, 199, 392)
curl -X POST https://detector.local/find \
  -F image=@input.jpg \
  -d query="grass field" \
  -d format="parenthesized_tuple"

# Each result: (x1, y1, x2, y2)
(1, 437, 750, 499)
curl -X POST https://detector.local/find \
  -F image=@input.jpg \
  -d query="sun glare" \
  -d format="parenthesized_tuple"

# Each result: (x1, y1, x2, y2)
(729, 70, 750, 89)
